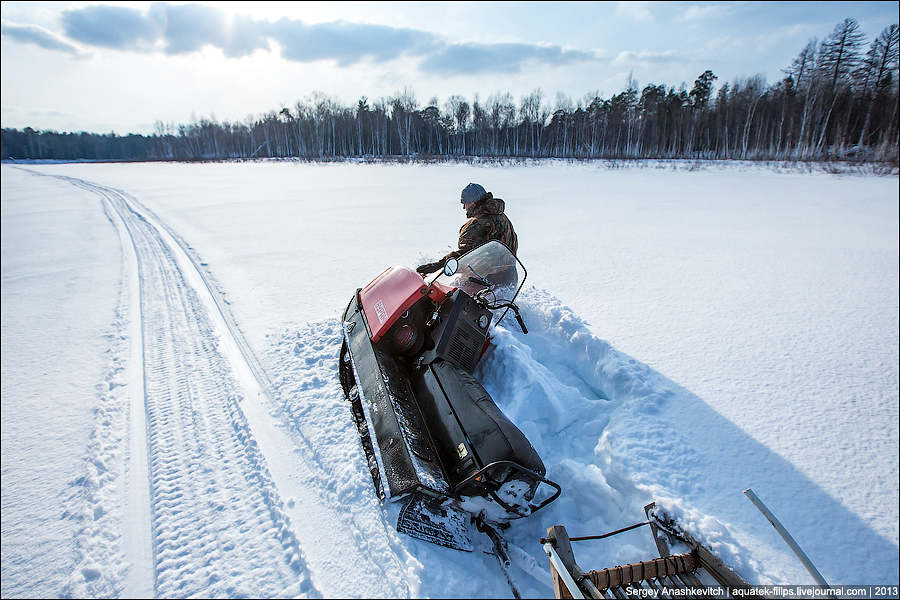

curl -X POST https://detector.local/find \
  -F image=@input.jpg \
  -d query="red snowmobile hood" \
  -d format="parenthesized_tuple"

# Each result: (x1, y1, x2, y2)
(359, 266, 451, 341)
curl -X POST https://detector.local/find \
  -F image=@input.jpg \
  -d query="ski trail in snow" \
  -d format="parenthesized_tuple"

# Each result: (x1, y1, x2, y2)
(102, 177, 155, 599)
(31, 177, 154, 599)
(28, 171, 318, 598)
(36, 171, 416, 598)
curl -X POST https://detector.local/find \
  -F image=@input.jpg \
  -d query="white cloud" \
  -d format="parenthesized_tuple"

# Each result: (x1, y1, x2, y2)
(613, 49, 682, 65)
(17, 3, 599, 76)
(0, 20, 83, 55)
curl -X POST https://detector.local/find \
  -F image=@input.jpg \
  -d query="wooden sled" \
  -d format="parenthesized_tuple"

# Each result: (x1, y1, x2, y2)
(541, 503, 751, 599)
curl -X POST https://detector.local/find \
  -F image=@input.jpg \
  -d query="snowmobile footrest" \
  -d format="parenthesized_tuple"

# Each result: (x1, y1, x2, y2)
(396, 493, 473, 552)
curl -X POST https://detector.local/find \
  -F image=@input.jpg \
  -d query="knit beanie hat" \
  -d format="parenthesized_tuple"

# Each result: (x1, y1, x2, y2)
(460, 182, 487, 204)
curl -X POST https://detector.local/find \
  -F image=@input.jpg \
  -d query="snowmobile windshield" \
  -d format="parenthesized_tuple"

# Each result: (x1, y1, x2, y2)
(432, 241, 526, 326)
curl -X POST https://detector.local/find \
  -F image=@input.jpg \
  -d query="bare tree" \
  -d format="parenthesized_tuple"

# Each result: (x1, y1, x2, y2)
(821, 18, 867, 95)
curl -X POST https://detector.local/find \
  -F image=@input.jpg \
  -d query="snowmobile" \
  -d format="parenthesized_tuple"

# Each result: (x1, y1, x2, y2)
(339, 240, 561, 561)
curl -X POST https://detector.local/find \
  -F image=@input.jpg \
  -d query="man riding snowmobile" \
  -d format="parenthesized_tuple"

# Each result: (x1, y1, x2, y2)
(416, 183, 518, 276)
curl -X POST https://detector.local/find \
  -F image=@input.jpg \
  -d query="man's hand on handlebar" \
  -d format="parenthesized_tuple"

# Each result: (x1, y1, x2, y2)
(416, 261, 442, 275)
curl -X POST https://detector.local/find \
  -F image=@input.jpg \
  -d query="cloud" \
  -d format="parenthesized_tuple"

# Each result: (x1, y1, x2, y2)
(1, 20, 81, 54)
(269, 18, 436, 66)
(613, 49, 682, 64)
(61, 4, 161, 50)
(221, 15, 272, 58)
(420, 42, 597, 75)
(57, 3, 440, 63)
(148, 3, 227, 54)
(15, 3, 603, 74)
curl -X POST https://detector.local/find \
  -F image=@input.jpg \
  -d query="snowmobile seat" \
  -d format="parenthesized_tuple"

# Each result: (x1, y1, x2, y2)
(415, 360, 545, 495)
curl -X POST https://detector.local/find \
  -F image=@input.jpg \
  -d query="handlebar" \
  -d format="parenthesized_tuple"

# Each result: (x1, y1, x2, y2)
(514, 312, 528, 334)
(473, 289, 528, 335)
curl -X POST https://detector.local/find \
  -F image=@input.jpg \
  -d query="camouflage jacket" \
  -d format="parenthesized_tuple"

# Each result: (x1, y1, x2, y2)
(443, 196, 518, 262)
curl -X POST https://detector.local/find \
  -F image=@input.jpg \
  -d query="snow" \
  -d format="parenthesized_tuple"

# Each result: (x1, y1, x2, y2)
(1, 171, 124, 596)
(1, 160, 897, 597)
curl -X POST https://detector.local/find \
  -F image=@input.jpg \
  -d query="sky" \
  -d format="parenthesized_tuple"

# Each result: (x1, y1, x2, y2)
(1, 1, 898, 134)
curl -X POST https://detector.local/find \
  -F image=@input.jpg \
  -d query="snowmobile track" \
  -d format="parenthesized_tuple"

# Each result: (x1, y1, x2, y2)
(51, 175, 315, 598)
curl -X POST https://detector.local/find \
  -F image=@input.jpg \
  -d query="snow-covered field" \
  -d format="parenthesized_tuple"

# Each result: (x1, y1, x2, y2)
(2, 160, 897, 598)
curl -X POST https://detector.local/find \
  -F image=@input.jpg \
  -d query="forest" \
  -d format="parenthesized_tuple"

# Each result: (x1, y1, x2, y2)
(2, 19, 897, 163)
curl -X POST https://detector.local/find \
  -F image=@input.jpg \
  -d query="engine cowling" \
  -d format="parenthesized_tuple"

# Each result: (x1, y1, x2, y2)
(358, 266, 452, 342)
(359, 266, 426, 342)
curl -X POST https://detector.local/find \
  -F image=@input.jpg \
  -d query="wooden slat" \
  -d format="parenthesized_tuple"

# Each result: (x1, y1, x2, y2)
(586, 552, 698, 590)
(592, 569, 609, 590)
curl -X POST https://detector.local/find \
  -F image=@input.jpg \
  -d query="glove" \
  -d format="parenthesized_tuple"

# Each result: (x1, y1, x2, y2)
(416, 261, 442, 275)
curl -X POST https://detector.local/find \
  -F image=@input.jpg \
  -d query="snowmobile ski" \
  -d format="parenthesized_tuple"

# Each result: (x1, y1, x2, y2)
(479, 519, 523, 599)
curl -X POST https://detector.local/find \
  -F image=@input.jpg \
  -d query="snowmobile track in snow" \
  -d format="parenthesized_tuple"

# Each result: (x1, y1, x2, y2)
(49, 175, 315, 598)
(34, 171, 417, 599)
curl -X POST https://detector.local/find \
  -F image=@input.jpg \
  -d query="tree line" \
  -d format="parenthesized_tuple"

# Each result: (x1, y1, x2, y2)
(2, 18, 897, 163)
